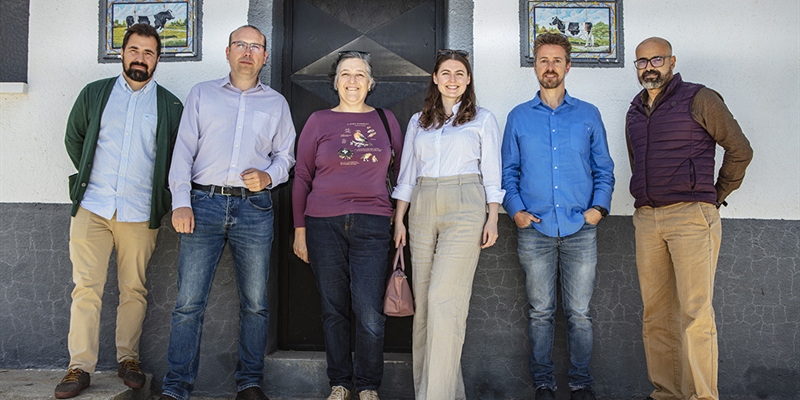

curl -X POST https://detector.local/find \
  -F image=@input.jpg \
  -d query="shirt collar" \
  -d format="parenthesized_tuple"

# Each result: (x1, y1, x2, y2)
(221, 74, 268, 93)
(530, 89, 575, 109)
(116, 74, 157, 94)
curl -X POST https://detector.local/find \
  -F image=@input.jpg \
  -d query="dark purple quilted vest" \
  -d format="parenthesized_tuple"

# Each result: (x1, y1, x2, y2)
(627, 73, 717, 208)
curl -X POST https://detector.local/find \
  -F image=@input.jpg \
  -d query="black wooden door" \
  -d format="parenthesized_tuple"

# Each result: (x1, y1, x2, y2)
(278, 0, 444, 352)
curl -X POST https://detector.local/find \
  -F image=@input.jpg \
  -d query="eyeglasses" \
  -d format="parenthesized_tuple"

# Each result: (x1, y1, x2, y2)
(337, 51, 370, 60)
(633, 55, 670, 70)
(438, 49, 469, 58)
(230, 41, 265, 54)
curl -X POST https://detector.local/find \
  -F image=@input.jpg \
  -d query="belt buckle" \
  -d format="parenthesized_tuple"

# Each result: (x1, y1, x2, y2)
(219, 186, 232, 196)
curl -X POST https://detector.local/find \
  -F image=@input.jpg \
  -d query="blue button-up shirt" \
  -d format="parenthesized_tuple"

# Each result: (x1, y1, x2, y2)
(169, 76, 296, 209)
(81, 75, 158, 222)
(502, 90, 615, 238)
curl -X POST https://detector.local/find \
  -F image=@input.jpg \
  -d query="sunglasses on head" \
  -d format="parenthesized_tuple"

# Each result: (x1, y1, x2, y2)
(337, 50, 370, 60)
(437, 49, 469, 58)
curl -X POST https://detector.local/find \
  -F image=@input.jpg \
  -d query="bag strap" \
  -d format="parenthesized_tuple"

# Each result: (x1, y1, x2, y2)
(376, 108, 392, 147)
(376, 108, 396, 196)
(392, 244, 405, 272)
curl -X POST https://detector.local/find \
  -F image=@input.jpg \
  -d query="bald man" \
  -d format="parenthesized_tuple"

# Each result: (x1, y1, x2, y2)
(625, 37, 752, 400)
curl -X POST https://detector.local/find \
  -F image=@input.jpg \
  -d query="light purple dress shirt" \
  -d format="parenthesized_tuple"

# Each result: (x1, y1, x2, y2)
(169, 76, 296, 209)
(81, 75, 157, 222)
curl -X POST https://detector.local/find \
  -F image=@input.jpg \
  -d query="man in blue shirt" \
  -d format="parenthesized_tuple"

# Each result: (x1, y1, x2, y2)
(58, 24, 183, 399)
(502, 33, 614, 400)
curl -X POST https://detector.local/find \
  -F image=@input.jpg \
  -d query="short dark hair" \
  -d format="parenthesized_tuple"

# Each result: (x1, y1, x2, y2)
(533, 33, 572, 63)
(123, 23, 162, 56)
(228, 25, 267, 47)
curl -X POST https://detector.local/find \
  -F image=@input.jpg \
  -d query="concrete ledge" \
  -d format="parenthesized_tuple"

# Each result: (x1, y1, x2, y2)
(263, 351, 414, 399)
(0, 82, 28, 93)
(0, 369, 151, 400)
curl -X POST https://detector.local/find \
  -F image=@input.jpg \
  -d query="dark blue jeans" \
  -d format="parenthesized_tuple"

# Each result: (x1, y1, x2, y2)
(305, 214, 391, 392)
(162, 189, 274, 400)
(517, 222, 597, 391)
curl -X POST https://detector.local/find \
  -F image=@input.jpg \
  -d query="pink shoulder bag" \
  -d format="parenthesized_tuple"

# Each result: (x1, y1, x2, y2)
(384, 245, 414, 317)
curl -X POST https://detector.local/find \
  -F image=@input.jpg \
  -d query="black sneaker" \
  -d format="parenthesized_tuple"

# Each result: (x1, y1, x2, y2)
(54, 368, 90, 399)
(117, 358, 146, 389)
(236, 386, 270, 400)
(571, 386, 597, 400)
(535, 386, 556, 400)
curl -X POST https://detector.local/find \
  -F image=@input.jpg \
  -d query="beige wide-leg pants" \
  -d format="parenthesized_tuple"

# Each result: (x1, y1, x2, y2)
(408, 174, 486, 400)
(67, 207, 158, 372)
(633, 202, 721, 400)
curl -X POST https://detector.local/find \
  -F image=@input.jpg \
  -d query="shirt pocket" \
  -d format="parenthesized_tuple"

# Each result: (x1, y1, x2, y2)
(141, 113, 158, 158)
(569, 123, 590, 155)
(253, 111, 277, 152)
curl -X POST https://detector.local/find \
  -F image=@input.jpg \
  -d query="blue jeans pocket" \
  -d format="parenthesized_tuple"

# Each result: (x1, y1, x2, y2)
(190, 189, 210, 203)
(246, 192, 273, 211)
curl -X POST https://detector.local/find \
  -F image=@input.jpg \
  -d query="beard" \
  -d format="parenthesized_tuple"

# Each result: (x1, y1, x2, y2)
(639, 69, 671, 90)
(124, 61, 154, 82)
(538, 70, 563, 89)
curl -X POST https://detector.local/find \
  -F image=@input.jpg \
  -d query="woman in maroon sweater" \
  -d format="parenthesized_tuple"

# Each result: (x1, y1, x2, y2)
(292, 51, 403, 400)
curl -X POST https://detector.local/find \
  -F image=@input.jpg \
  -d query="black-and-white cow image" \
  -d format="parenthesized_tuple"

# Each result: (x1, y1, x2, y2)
(549, 16, 594, 47)
(126, 10, 175, 32)
(152, 10, 175, 31)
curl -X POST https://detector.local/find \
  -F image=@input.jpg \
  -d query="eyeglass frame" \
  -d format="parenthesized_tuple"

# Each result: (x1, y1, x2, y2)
(633, 55, 671, 70)
(230, 40, 266, 54)
(438, 49, 470, 58)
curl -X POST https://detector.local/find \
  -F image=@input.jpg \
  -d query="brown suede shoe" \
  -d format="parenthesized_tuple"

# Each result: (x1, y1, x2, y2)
(117, 358, 146, 389)
(54, 368, 90, 399)
(236, 386, 270, 400)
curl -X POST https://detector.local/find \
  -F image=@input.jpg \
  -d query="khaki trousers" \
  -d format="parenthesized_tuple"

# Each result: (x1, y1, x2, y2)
(67, 207, 158, 372)
(408, 174, 486, 400)
(633, 202, 721, 400)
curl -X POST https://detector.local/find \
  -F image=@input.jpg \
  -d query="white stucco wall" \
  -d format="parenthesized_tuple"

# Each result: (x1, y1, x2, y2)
(0, 0, 250, 203)
(2, 0, 799, 220)
(473, 0, 800, 219)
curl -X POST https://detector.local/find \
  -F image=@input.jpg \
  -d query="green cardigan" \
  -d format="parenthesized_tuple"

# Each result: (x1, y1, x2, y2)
(65, 77, 184, 229)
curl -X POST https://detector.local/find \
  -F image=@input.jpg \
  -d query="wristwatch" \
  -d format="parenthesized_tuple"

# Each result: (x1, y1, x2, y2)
(591, 205, 608, 217)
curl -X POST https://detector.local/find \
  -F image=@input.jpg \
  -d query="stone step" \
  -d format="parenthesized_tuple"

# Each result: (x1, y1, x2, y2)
(0, 369, 151, 400)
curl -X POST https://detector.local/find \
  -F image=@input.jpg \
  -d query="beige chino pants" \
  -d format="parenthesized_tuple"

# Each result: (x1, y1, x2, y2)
(633, 202, 721, 400)
(408, 174, 486, 400)
(67, 207, 158, 372)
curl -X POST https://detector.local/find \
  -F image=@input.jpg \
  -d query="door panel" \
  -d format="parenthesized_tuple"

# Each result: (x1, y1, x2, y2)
(279, 0, 443, 352)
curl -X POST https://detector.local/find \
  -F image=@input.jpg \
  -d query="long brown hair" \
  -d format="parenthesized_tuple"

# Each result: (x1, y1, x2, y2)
(418, 51, 477, 130)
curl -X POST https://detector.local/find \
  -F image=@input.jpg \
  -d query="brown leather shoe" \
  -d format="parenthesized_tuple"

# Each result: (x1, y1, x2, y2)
(54, 368, 90, 399)
(236, 386, 270, 400)
(117, 358, 146, 389)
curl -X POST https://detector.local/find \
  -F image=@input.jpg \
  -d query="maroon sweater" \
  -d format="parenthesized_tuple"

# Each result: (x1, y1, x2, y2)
(292, 109, 403, 227)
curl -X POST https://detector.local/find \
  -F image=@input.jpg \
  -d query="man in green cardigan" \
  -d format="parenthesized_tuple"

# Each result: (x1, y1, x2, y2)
(56, 23, 183, 399)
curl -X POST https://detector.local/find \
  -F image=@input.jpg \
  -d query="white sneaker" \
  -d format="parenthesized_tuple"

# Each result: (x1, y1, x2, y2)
(359, 390, 380, 400)
(327, 385, 351, 400)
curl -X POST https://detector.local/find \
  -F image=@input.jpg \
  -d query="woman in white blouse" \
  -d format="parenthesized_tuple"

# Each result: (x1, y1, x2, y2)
(392, 49, 504, 400)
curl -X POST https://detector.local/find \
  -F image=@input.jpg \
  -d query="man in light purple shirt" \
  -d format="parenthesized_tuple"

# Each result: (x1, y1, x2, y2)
(161, 25, 295, 400)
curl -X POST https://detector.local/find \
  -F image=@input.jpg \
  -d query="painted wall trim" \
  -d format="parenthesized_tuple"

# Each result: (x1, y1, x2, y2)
(0, 82, 29, 94)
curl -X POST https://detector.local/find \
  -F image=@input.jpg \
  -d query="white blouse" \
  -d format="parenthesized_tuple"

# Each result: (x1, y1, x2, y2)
(392, 104, 505, 204)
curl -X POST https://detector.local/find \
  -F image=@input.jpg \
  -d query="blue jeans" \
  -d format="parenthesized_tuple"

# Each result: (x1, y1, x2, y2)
(162, 189, 274, 400)
(517, 222, 597, 391)
(305, 214, 390, 392)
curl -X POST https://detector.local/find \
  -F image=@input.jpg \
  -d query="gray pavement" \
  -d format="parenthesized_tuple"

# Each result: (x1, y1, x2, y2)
(0, 369, 315, 400)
